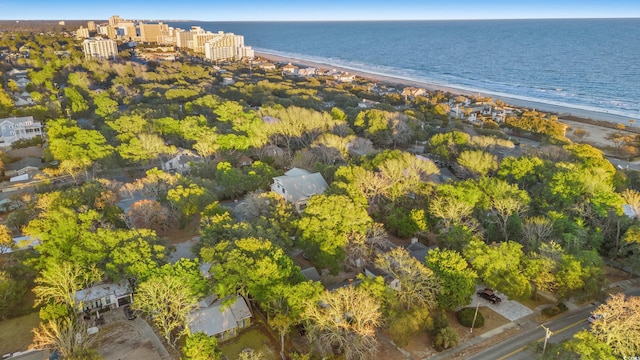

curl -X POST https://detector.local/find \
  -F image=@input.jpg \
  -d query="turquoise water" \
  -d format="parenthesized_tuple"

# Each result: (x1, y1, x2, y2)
(169, 19, 640, 119)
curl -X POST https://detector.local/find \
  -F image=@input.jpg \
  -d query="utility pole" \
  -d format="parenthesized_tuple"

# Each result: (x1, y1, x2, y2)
(541, 324, 553, 354)
(470, 300, 480, 333)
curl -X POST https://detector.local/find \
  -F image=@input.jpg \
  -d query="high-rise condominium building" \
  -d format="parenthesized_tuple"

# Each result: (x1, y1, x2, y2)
(109, 15, 124, 26)
(175, 29, 193, 49)
(82, 38, 118, 60)
(139, 22, 169, 43)
(204, 32, 254, 61)
(190, 27, 220, 53)
(87, 21, 96, 31)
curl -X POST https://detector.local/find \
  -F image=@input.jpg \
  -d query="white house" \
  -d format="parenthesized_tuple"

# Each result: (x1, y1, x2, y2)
(271, 168, 328, 212)
(75, 280, 133, 313)
(297, 67, 317, 77)
(282, 63, 298, 75)
(0, 116, 43, 146)
(188, 295, 252, 341)
(162, 148, 201, 174)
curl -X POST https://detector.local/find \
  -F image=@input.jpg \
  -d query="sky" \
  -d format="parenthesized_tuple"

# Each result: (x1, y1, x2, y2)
(2, 0, 639, 21)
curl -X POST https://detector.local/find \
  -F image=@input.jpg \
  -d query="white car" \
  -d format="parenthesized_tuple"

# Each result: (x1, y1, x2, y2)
(587, 314, 603, 323)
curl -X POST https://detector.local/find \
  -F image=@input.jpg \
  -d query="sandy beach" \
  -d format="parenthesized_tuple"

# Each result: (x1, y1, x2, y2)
(255, 51, 635, 147)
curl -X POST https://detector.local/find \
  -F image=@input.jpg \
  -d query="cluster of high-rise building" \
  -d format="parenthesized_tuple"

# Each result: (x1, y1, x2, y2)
(78, 15, 254, 62)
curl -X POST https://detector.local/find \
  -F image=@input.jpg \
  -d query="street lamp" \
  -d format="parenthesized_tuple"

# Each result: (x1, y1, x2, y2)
(541, 324, 553, 354)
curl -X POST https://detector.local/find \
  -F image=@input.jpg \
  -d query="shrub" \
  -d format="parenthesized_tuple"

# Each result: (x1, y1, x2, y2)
(457, 307, 484, 328)
(11, 136, 43, 149)
(541, 302, 568, 318)
(434, 326, 459, 351)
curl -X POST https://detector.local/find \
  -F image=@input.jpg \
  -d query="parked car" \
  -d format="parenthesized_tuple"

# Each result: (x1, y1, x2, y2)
(123, 304, 137, 320)
(477, 288, 502, 304)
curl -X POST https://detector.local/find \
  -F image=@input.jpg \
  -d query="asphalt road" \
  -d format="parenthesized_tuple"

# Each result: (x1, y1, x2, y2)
(468, 289, 640, 360)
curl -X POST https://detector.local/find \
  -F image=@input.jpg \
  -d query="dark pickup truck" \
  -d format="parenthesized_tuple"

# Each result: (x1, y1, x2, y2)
(477, 288, 502, 304)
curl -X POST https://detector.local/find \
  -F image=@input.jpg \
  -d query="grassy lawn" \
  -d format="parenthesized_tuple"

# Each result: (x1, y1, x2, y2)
(220, 328, 277, 360)
(0, 312, 40, 354)
(519, 295, 555, 310)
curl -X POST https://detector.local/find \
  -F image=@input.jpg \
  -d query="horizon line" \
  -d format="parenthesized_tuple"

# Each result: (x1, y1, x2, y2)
(2, 16, 639, 22)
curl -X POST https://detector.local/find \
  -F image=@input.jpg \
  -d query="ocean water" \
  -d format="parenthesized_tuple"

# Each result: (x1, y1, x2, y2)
(168, 19, 640, 120)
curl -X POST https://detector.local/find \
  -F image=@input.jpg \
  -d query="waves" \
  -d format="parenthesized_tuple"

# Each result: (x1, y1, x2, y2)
(174, 19, 640, 122)
(256, 47, 639, 120)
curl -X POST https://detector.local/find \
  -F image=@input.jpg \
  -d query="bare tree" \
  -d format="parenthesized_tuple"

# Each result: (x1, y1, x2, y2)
(521, 216, 555, 251)
(429, 195, 475, 231)
(31, 317, 99, 359)
(133, 274, 197, 348)
(621, 189, 640, 219)
(304, 286, 381, 360)
(590, 294, 640, 358)
(128, 199, 175, 234)
(573, 128, 590, 142)
(375, 247, 440, 310)
(33, 262, 102, 309)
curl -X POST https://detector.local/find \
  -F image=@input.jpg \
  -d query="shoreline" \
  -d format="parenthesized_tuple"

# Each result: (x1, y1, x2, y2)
(254, 51, 635, 127)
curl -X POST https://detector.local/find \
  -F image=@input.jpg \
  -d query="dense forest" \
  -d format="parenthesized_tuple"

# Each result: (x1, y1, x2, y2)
(0, 31, 638, 359)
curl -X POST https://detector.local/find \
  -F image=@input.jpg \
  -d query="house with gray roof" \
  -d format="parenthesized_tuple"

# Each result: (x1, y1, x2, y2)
(162, 148, 202, 174)
(75, 280, 133, 313)
(271, 168, 328, 212)
(4, 156, 43, 177)
(188, 295, 252, 341)
(0, 116, 43, 147)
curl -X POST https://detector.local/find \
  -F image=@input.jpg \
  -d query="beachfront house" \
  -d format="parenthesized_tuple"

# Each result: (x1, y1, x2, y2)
(297, 67, 317, 77)
(271, 167, 328, 212)
(187, 295, 252, 341)
(401, 87, 427, 100)
(282, 62, 298, 75)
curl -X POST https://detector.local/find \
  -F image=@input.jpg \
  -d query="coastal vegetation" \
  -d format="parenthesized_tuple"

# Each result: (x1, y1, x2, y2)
(0, 29, 638, 359)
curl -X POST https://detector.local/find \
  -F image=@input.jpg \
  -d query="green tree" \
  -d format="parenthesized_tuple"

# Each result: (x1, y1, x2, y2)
(425, 248, 477, 310)
(166, 183, 210, 226)
(297, 194, 372, 271)
(544, 329, 616, 360)
(46, 118, 114, 179)
(464, 239, 531, 299)
(64, 87, 88, 114)
(0, 224, 13, 254)
(182, 332, 222, 360)
(203, 238, 302, 305)
(457, 150, 498, 177)
(0, 271, 27, 317)
(477, 177, 530, 242)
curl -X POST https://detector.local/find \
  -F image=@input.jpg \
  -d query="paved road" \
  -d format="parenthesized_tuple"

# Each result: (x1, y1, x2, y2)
(468, 288, 640, 360)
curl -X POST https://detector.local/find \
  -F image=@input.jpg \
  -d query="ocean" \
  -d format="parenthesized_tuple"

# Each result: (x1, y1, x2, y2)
(168, 19, 640, 120)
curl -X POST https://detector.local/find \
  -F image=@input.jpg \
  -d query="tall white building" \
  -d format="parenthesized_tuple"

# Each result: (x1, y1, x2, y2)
(82, 38, 118, 60)
(204, 32, 254, 61)
(191, 27, 218, 54)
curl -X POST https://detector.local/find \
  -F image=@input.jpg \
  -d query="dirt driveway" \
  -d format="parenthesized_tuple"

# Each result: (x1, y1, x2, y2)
(94, 309, 171, 360)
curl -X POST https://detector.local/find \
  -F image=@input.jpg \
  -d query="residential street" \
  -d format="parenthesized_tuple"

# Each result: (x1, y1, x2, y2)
(467, 287, 640, 360)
